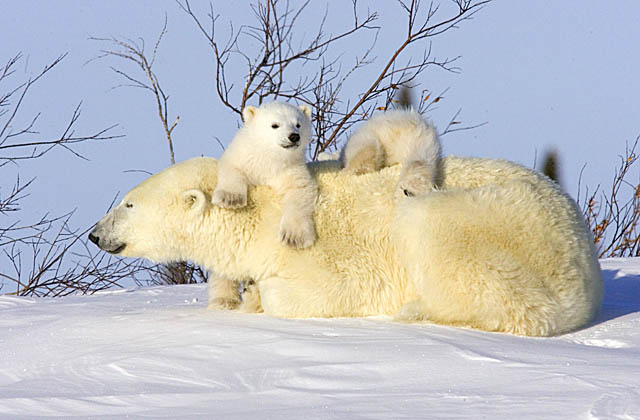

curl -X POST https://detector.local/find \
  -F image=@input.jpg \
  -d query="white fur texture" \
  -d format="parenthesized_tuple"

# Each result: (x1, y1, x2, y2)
(343, 109, 442, 196)
(212, 101, 317, 249)
(90, 156, 603, 336)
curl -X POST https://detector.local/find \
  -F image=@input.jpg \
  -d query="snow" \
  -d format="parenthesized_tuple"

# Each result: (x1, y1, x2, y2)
(0, 259, 639, 419)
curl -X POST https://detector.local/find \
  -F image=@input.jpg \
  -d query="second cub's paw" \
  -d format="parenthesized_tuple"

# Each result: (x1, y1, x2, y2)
(397, 167, 436, 199)
(212, 189, 247, 209)
(279, 217, 317, 249)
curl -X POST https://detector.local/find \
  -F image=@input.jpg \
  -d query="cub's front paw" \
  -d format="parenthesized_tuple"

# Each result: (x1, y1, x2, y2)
(279, 218, 317, 249)
(212, 189, 247, 209)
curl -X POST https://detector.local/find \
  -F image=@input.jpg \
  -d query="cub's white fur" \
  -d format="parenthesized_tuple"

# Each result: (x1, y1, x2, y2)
(212, 101, 317, 248)
(343, 109, 442, 197)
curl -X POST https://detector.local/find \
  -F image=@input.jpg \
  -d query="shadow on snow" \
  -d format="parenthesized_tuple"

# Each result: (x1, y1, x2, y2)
(593, 269, 640, 324)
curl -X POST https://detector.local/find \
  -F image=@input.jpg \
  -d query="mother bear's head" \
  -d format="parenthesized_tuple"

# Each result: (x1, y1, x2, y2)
(89, 157, 227, 264)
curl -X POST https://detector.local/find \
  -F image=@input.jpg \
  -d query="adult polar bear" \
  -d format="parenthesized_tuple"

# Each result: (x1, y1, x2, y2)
(89, 156, 602, 336)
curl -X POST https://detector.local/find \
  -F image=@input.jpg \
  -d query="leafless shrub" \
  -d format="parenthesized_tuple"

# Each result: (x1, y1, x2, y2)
(0, 53, 124, 296)
(144, 261, 209, 285)
(179, 0, 490, 158)
(578, 136, 640, 258)
(2, 216, 148, 296)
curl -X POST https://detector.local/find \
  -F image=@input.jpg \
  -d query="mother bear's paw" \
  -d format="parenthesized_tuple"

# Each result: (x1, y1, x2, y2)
(208, 296, 242, 310)
(393, 300, 431, 322)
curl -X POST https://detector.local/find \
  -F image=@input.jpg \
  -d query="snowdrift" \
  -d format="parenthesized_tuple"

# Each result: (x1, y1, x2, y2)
(0, 258, 638, 419)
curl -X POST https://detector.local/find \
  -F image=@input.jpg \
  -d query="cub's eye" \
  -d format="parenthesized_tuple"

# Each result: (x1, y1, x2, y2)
(296, 123, 301, 128)
(125, 203, 133, 209)
(271, 123, 279, 129)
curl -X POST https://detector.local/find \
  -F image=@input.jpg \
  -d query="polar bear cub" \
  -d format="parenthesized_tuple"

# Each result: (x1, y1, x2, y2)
(212, 101, 317, 248)
(343, 109, 442, 197)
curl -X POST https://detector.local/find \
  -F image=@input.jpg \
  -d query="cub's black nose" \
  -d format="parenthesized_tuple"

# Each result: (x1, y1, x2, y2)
(88, 232, 99, 245)
(288, 133, 300, 143)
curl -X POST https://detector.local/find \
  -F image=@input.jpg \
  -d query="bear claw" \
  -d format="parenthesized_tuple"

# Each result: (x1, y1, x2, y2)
(208, 296, 242, 310)
(278, 221, 316, 249)
(397, 166, 436, 199)
(212, 189, 247, 209)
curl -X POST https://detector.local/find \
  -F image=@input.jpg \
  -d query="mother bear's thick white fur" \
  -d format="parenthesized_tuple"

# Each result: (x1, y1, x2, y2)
(90, 156, 602, 336)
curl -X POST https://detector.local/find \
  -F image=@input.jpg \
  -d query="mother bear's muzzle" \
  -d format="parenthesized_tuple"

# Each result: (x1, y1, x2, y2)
(88, 227, 126, 254)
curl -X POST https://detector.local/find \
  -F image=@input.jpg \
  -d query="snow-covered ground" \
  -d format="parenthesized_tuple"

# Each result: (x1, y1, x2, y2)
(1, 258, 638, 419)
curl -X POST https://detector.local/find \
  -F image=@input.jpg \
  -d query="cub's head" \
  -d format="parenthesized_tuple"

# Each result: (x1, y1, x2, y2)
(88, 158, 216, 263)
(242, 101, 312, 151)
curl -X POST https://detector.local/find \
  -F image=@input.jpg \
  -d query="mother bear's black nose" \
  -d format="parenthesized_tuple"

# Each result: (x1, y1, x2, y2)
(88, 232, 99, 245)
(288, 133, 300, 143)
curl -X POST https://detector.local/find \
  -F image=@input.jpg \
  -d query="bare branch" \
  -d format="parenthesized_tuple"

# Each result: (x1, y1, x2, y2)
(0, 55, 122, 167)
(440, 107, 487, 135)
(317, 0, 489, 156)
(179, 0, 379, 124)
(180, 0, 490, 159)
(90, 17, 178, 165)
(578, 135, 640, 258)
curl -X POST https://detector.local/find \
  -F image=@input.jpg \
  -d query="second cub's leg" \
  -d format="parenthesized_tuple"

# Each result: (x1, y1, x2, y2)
(342, 133, 385, 175)
(395, 121, 442, 198)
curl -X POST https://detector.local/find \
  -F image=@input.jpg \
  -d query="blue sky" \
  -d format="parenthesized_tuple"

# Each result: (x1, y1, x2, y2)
(1, 0, 639, 231)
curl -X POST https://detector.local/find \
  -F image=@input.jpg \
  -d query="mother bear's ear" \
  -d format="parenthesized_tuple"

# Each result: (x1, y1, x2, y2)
(181, 189, 207, 214)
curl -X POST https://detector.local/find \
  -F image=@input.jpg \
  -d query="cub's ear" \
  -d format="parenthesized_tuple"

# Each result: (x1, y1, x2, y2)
(242, 106, 258, 124)
(298, 104, 312, 119)
(181, 189, 207, 214)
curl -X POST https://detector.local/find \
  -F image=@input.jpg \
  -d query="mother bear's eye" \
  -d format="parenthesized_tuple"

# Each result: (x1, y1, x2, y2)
(271, 123, 279, 129)
(125, 203, 133, 208)
(296, 123, 301, 128)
